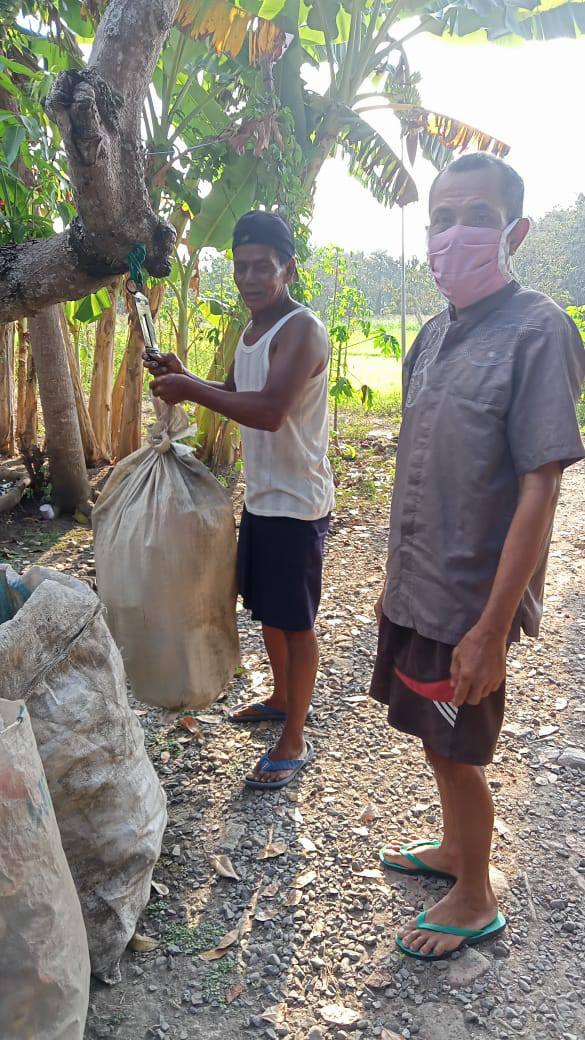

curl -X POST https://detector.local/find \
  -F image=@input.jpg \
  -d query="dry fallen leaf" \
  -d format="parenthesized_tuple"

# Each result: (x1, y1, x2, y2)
(196, 714, 222, 725)
(199, 927, 239, 961)
(226, 982, 243, 1004)
(160, 750, 171, 764)
(179, 715, 204, 738)
(355, 868, 383, 879)
(133, 709, 148, 717)
(209, 854, 240, 880)
(254, 908, 279, 922)
(381, 1029, 402, 1040)
(291, 807, 304, 824)
(261, 881, 280, 898)
(291, 869, 317, 889)
(259, 840, 288, 860)
(261, 1003, 286, 1025)
(285, 890, 302, 907)
(151, 880, 169, 897)
(365, 966, 393, 989)
(321, 1004, 360, 1026)
(299, 836, 317, 853)
(359, 803, 380, 823)
(239, 886, 261, 938)
(128, 933, 159, 953)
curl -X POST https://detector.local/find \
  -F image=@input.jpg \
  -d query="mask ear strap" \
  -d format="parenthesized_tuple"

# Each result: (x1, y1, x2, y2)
(498, 218, 521, 281)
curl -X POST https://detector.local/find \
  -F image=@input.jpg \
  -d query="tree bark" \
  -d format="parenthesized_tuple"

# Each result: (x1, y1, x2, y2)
(89, 278, 120, 461)
(110, 349, 128, 460)
(15, 321, 37, 454)
(117, 282, 164, 460)
(0, 0, 179, 324)
(28, 307, 90, 512)
(58, 306, 101, 467)
(0, 323, 15, 456)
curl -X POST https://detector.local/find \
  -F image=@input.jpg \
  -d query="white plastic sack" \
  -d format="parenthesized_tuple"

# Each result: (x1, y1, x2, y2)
(0, 699, 90, 1040)
(0, 566, 167, 984)
(92, 401, 240, 709)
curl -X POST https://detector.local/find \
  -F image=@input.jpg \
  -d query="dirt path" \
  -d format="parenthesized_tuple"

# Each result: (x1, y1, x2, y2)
(3, 455, 585, 1040)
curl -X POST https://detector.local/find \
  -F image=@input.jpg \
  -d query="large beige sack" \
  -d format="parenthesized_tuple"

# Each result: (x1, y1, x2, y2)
(0, 699, 90, 1039)
(0, 566, 167, 985)
(92, 402, 240, 709)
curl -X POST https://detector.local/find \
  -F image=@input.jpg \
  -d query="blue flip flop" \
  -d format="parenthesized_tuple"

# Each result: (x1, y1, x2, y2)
(396, 910, 507, 961)
(228, 701, 314, 724)
(244, 740, 314, 791)
(380, 839, 456, 882)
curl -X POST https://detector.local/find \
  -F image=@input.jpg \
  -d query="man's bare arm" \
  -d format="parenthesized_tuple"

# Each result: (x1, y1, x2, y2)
(149, 314, 327, 431)
(451, 461, 562, 706)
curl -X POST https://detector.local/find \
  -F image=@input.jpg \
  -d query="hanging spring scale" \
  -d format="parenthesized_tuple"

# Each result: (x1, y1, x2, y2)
(126, 271, 161, 363)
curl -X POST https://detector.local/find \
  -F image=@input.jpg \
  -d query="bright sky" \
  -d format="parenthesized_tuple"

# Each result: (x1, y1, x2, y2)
(310, 33, 585, 258)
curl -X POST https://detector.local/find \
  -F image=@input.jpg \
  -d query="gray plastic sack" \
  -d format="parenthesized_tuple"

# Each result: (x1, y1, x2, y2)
(0, 699, 90, 1039)
(0, 565, 167, 984)
(92, 401, 240, 709)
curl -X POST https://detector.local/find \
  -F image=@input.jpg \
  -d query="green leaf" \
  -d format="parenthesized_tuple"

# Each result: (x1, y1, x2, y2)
(19, 115, 42, 143)
(71, 287, 113, 323)
(334, 107, 418, 208)
(188, 154, 258, 252)
(2, 124, 25, 167)
(330, 376, 353, 400)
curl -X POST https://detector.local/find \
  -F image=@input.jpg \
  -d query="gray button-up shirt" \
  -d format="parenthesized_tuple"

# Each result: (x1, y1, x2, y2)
(383, 283, 585, 646)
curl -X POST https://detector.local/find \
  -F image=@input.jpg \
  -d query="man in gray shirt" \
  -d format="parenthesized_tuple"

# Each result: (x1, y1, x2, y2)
(370, 154, 585, 960)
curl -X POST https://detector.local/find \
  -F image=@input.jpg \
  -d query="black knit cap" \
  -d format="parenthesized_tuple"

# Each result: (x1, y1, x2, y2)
(232, 210, 295, 259)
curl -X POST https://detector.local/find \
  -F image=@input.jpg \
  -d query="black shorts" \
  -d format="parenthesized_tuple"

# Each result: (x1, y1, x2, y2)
(369, 616, 506, 766)
(237, 506, 330, 632)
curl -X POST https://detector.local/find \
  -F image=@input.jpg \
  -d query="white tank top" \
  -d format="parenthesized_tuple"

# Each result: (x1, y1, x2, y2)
(234, 307, 335, 520)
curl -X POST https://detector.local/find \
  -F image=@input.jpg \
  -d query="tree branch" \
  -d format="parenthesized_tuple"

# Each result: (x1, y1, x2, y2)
(0, 0, 180, 324)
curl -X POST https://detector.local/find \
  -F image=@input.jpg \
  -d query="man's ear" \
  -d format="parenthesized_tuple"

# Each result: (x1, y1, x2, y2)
(509, 217, 530, 255)
(286, 257, 299, 283)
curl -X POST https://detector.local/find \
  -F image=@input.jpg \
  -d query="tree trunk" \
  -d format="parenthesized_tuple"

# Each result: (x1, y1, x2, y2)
(0, 0, 178, 324)
(28, 306, 90, 513)
(89, 278, 120, 461)
(110, 350, 128, 460)
(117, 282, 164, 460)
(16, 320, 37, 453)
(0, 323, 15, 455)
(58, 305, 101, 467)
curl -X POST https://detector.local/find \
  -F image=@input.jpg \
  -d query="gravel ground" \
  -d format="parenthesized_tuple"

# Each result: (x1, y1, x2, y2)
(2, 450, 584, 1040)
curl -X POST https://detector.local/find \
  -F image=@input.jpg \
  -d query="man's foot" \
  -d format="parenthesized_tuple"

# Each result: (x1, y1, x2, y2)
(229, 696, 287, 722)
(380, 838, 457, 879)
(246, 737, 310, 786)
(396, 884, 499, 959)
(229, 697, 314, 724)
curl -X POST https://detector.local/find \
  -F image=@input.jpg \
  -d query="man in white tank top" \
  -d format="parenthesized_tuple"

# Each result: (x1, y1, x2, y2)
(146, 211, 334, 790)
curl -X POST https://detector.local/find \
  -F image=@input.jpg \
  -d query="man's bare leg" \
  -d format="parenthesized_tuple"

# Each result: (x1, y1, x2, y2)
(232, 625, 289, 719)
(397, 747, 499, 957)
(382, 745, 460, 877)
(247, 628, 318, 784)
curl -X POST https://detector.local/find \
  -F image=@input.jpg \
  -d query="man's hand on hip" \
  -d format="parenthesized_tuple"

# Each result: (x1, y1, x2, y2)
(450, 623, 507, 707)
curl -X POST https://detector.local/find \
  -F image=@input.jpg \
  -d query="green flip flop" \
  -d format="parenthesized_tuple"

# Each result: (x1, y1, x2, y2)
(396, 910, 507, 961)
(379, 839, 456, 882)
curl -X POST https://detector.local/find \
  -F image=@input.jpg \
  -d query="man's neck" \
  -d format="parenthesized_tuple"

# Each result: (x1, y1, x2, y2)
(249, 291, 298, 329)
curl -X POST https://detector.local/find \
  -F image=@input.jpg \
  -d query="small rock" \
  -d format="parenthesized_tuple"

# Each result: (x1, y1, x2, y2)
(306, 1029, 324, 1040)
(447, 948, 491, 986)
(558, 748, 585, 769)
(493, 941, 510, 959)
(489, 865, 510, 898)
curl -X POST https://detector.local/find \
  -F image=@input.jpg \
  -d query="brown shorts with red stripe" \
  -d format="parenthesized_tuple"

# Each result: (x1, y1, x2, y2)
(369, 615, 505, 767)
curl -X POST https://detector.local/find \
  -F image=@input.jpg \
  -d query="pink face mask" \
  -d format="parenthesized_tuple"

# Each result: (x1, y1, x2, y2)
(427, 221, 519, 311)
